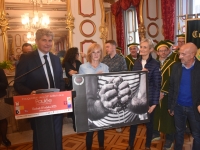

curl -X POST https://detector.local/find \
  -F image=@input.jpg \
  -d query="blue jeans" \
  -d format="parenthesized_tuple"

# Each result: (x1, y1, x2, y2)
(174, 104, 200, 150)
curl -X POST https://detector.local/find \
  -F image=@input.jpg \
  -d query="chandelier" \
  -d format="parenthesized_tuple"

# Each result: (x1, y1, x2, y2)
(21, 2, 50, 30)
(27, 32, 35, 44)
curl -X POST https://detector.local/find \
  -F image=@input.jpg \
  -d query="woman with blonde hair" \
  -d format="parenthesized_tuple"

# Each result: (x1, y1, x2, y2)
(126, 38, 161, 150)
(79, 43, 109, 150)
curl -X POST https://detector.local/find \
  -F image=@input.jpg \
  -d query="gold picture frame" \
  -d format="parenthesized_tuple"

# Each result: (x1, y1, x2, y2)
(79, 20, 96, 37)
(146, 0, 158, 21)
(80, 39, 96, 62)
(78, 0, 96, 17)
(15, 34, 21, 47)
(147, 23, 159, 38)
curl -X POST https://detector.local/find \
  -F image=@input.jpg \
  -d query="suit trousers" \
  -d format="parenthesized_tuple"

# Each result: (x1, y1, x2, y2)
(30, 114, 63, 150)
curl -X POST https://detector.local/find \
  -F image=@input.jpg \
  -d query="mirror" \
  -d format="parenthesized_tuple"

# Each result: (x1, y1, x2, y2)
(5, 0, 68, 62)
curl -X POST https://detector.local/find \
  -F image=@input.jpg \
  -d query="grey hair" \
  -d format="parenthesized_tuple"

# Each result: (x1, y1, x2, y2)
(35, 28, 54, 40)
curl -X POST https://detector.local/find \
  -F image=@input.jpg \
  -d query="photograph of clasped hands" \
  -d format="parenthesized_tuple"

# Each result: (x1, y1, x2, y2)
(88, 72, 149, 129)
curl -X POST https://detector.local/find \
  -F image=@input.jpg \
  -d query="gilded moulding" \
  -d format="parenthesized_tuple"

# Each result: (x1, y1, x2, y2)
(147, 23, 159, 38)
(78, 0, 96, 17)
(99, 0, 108, 56)
(79, 20, 96, 37)
(66, 0, 75, 48)
(0, 0, 9, 60)
(138, 0, 146, 40)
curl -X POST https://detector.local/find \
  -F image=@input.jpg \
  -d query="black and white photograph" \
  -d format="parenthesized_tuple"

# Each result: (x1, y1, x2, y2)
(73, 71, 149, 133)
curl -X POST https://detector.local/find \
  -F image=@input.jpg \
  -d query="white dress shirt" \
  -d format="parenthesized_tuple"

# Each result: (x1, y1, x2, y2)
(38, 50, 55, 88)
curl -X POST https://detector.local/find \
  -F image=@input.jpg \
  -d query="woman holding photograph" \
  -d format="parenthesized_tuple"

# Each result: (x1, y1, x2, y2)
(79, 43, 109, 150)
(126, 38, 161, 150)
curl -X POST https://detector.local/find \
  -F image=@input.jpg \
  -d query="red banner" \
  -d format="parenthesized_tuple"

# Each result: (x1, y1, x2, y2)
(13, 91, 72, 119)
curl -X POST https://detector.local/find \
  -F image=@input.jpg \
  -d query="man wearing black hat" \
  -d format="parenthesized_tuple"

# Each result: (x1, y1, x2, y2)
(125, 43, 139, 71)
(176, 34, 185, 50)
(116, 46, 124, 57)
(152, 41, 176, 150)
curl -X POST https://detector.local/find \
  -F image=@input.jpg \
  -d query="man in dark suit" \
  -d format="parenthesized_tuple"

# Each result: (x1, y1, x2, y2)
(168, 43, 200, 150)
(14, 28, 65, 150)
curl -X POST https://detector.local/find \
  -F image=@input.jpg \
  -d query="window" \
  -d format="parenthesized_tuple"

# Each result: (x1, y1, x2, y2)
(176, 0, 200, 36)
(193, 0, 200, 14)
(124, 7, 139, 55)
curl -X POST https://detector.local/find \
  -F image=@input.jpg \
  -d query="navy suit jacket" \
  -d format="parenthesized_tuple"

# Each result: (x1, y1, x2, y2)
(14, 50, 65, 150)
(14, 50, 65, 94)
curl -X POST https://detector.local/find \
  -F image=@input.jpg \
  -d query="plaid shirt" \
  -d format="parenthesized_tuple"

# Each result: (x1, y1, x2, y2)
(102, 54, 127, 72)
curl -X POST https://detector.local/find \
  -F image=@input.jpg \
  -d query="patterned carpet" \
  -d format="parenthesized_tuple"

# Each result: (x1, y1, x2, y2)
(0, 125, 193, 150)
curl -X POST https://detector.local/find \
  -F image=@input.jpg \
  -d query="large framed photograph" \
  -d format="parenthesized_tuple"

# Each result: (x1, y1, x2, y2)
(72, 71, 149, 133)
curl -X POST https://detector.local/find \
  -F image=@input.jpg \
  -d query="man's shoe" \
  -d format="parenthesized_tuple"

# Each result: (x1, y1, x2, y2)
(163, 140, 173, 150)
(145, 147, 151, 150)
(126, 146, 133, 150)
(2, 139, 11, 147)
(99, 147, 104, 150)
(151, 134, 161, 141)
(185, 127, 191, 135)
(116, 128, 122, 133)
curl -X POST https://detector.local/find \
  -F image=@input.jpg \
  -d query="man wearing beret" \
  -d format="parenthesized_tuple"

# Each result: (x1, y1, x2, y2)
(125, 43, 139, 71)
(153, 40, 176, 150)
(176, 34, 185, 51)
(116, 46, 124, 57)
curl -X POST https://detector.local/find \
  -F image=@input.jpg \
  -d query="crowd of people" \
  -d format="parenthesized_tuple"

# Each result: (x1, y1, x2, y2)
(1, 28, 200, 150)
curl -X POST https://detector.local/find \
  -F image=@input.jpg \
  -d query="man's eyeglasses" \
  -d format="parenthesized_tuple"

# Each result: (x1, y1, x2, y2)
(158, 50, 169, 53)
(178, 41, 185, 43)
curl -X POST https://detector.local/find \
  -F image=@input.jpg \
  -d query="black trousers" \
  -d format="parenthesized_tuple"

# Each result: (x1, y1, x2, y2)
(30, 114, 63, 150)
(86, 130, 104, 150)
(128, 111, 155, 148)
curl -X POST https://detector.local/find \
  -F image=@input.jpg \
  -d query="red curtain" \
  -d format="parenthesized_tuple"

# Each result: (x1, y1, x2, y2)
(111, 0, 140, 54)
(161, 0, 175, 40)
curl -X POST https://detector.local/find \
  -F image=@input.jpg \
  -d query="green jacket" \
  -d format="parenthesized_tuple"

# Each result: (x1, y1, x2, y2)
(154, 57, 176, 134)
(125, 54, 138, 71)
(168, 51, 180, 62)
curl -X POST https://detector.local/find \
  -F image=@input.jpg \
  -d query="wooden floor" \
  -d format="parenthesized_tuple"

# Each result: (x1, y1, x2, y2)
(0, 125, 193, 150)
